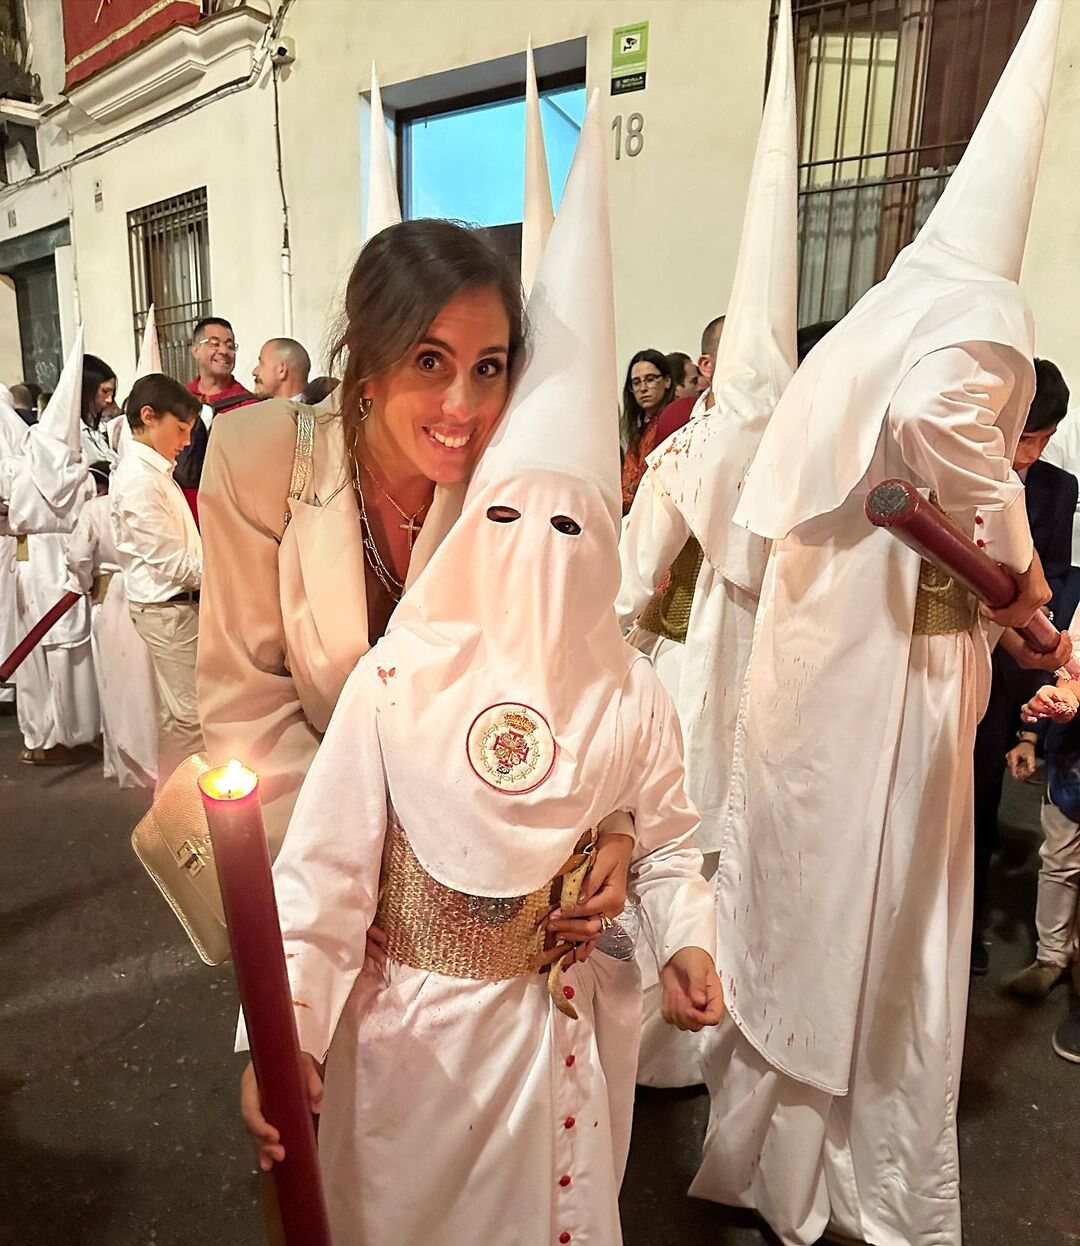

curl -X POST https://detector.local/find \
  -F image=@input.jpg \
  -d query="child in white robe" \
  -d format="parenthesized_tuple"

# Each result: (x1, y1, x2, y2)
(238, 95, 722, 1246)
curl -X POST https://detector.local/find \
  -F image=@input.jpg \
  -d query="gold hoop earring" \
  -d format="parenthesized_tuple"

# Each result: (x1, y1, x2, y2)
(359, 397, 372, 422)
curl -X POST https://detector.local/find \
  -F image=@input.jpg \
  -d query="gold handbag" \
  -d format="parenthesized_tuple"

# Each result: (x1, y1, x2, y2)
(130, 406, 317, 966)
(130, 754, 230, 966)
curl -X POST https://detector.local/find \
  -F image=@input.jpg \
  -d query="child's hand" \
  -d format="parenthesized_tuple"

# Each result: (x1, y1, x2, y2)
(1021, 685, 1079, 724)
(546, 818, 634, 965)
(1006, 739, 1038, 781)
(240, 1053, 323, 1172)
(660, 947, 725, 1032)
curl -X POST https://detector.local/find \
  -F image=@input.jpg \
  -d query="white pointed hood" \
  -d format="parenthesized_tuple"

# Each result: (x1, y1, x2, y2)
(137, 304, 163, 375)
(364, 64, 402, 243)
(6, 330, 93, 534)
(0, 385, 28, 459)
(898, 0, 1061, 283)
(362, 91, 633, 897)
(110, 306, 162, 457)
(521, 39, 554, 297)
(737, 0, 1059, 541)
(645, 0, 797, 591)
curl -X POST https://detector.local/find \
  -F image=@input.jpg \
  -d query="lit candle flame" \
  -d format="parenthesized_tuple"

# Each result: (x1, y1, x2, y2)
(204, 758, 258, 800)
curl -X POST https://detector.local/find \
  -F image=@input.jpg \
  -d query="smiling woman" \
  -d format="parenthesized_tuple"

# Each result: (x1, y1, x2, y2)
(196, 220, 526, 851)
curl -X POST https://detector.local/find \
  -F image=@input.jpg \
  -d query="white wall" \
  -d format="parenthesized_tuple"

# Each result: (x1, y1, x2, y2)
(67, 82, 284, 388)
(279, 0, 770, 374)
(0, 275, 21, 383)
(1023, 2, 1080, 398)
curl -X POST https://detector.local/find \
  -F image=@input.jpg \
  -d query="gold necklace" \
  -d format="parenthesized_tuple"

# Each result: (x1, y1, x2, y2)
(358, 457, 430, 550)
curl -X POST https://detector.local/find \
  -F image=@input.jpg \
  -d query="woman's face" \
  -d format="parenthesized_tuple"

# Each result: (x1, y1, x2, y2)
(675, 363, 704, 400)
(363, 286, 512, 485)
(95, 379, 116, 413)
(630, 360, 670, 415)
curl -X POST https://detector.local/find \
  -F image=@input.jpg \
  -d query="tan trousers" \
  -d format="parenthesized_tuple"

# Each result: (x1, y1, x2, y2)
(129, 601, 204, 788)
(1037, 800, 1080, 968)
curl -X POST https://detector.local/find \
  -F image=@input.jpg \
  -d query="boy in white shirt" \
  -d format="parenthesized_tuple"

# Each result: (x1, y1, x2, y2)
(111, 375, 204, 786)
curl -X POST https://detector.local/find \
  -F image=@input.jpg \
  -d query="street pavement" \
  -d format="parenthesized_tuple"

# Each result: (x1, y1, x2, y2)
(1, 710, 1076, 1245)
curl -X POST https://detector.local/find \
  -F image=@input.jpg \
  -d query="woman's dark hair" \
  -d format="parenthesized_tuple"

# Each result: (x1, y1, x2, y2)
(621, 348, 673, 451)
(665, 351, 694, 391)
(82, 354, 117, 428)
(328, 220, 526, 460)
(124, 373, 201, 430)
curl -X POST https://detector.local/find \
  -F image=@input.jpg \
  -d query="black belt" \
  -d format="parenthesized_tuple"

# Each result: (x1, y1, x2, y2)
(167, 590, 201, 604)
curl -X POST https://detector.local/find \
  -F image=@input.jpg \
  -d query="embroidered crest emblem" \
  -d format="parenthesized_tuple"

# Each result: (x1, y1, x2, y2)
(466, 703, 557, 794)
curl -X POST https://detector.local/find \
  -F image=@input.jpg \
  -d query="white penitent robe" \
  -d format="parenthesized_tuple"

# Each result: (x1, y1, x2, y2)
(693, 345, 1034, 1246)
(0, 534, 16, 704)
(14, 532, 99, 752)
(261, 655, 714, 1246)
(64, 495, 157, 788)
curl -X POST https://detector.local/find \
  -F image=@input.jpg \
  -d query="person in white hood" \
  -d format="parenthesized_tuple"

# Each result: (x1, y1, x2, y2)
(236, 95, 722, 1246)
(691, 3, 1069, 1243)
(0, 336, 99, 763)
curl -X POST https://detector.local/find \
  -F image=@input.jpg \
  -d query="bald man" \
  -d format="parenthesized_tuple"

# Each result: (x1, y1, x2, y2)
(252, 337, 311, 401)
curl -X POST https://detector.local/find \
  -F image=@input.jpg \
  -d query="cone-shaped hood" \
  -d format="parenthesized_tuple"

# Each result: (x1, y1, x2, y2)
(364, 64, 402, 243)
(6, 329, 92, 531)
(0, 384, 29, 459)
(734, 0, 1055, 543)
(521, 39, 554, 297)
(137, 305, 162, 377)
(899, 0, 1061, 282)
(38, 327, 84, 454)
(469, 90, 619, 529)
(375, 89, 633, 899)
(643, 0, 797, 591)
(709, 0, 798, 420)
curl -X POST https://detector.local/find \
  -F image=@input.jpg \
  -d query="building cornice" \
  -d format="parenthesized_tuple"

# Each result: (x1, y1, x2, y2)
(54, 6, 269, 135)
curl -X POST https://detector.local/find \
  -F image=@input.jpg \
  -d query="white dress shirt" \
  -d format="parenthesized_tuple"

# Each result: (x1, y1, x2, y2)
(111, 440, 202, 604)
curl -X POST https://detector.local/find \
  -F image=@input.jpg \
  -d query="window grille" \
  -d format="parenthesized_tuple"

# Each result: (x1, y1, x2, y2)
(127, 187, 211, 380)
(776, 0, 1035, 324)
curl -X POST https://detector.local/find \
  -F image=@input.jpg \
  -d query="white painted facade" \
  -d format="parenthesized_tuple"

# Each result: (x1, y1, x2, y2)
(0, 0, 1078, 397)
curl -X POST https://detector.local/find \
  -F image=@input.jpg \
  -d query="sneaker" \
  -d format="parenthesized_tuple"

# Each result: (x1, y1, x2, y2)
(970, 938, 990, 976)
(1051, 996, 1080, 1064)
(1007, 959, 1067, 999)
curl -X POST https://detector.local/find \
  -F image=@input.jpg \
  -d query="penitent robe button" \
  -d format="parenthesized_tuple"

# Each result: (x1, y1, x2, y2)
(975, 515, 984, 526)
(565, 1054, 575, 1067)
(559, 1235, 571, 1244)
(559, 1175, 571, 1188)
(564, 1116, 575, 1129)
(563, 986, 575, 1001)
(976, 539, 986, 548)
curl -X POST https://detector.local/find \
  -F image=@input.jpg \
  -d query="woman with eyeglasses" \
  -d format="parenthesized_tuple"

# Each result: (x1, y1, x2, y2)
(620, 348, 674, 514)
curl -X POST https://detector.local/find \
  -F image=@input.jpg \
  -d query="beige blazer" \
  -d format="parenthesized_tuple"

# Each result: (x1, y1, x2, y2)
(197, 397, 464, 853)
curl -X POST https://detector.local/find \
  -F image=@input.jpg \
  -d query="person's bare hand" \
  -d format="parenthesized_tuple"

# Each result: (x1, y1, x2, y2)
(240, 1054, 323, 1172)
(983, 552, 1052, 630)
(660, 947, 725, 1032)
(1021, 684, 1079, 725)
(999, 626, 1073, 672)
(546, 823, 634, 965)
(1005, 740, 1038, 781)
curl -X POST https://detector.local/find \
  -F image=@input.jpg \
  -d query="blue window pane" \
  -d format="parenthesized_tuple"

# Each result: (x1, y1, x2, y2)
(405, 84, 586, 225)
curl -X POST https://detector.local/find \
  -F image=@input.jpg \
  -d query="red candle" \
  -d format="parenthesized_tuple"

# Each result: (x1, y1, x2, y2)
(199, 761, 333, 1246)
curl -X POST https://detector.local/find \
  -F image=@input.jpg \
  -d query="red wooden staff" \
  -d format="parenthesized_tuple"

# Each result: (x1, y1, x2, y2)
(198, 761, 333, 1246)
(865, 479, 1080, 674)
(0, 589, 81, 681)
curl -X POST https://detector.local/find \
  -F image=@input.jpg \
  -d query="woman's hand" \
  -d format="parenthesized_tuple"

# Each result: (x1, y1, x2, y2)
(1006, 739, 1038, 781)
(240, 1054, 323, 1172)
(545, 827, 634, 965)
(1021, 684, 1079, 725)
(660, 947, 725, 1032)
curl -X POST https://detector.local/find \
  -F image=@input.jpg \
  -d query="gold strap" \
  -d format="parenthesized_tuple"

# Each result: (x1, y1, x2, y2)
(912, 492, 976, 635)
(283, 403, 316, 529)
(638, 536, 704, 644)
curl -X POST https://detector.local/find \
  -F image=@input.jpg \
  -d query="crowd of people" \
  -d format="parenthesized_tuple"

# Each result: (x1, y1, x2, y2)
(0, 5, 1076, 1245)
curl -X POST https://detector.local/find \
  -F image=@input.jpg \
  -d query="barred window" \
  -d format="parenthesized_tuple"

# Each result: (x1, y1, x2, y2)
(777, 0, 1035, 325)
(127, 188, 211, 380)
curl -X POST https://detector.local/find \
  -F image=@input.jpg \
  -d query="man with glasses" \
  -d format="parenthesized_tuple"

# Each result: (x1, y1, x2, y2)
(175, 317, 258, 519)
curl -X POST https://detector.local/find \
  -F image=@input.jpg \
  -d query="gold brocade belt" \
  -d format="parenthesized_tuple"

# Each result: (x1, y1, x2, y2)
(375, 816, 594, 983)
(912, 493, 976, 636)
(638, 536, 705, 645)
